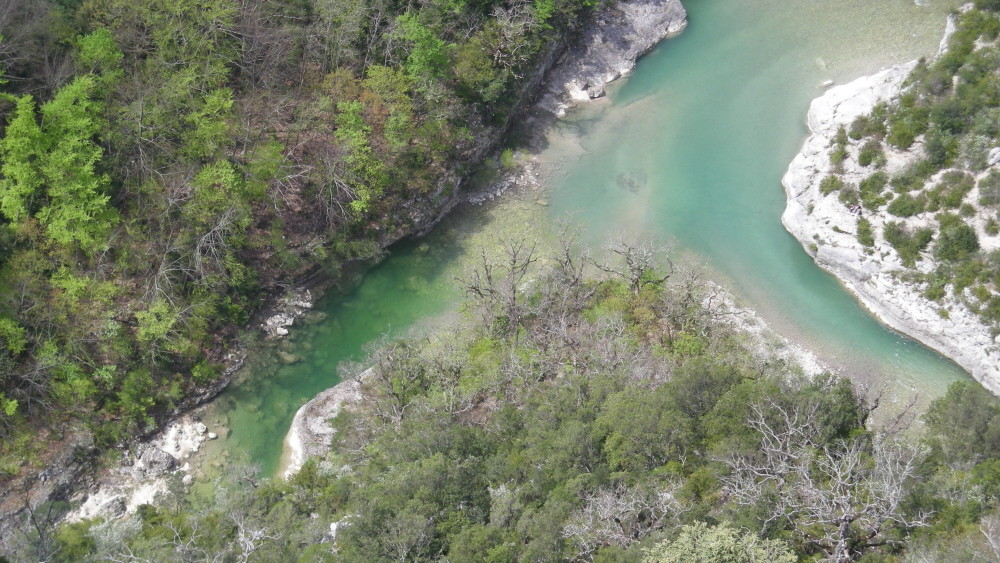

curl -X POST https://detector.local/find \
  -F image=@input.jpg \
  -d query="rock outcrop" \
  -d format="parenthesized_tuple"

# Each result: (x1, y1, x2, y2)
(280, 375, 365, 478)
(64, 415, 220, 523)
(781, 60, 1000, 394)
(538, 0, 687, 116)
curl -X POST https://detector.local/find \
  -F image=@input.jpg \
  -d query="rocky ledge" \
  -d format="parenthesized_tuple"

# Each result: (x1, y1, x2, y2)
(781, 53, 1000, 394)
(279, 374, 365, 478)
(538, 0, 687, 117)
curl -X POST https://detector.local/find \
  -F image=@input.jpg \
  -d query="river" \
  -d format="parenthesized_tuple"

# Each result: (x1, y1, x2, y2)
(195, 0, 968, 480)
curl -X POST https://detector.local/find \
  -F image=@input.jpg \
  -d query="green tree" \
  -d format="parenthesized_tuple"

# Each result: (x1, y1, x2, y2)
(643, 522, 795, 563)
(0, 76, 118, 250)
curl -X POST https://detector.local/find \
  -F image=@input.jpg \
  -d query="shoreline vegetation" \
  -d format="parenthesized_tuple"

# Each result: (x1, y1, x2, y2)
(782, 3, 1000, 395)
(37, 237, 1000, 561)
(0, 0, 688, 548)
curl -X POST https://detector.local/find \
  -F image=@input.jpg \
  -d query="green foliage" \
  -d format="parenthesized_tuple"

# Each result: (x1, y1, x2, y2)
(927, 170, 974, 211)
(859, 172, 889, 210)
(0, 76, 118, 250)
(396, 12, 451, 81)
(336, 101, 389, 213)
(643, 522, 796, 563)
(0, 317, 26, 355)
(926, 381, 1000, 464)
(980, 169, 1000, 207)
(887, 192, 926, 217)
(884, 222, 933, 266)
(856, 217, 875, 247)
(858, 139, 886, 167)
(934, 217, 980, 262)
(819, 175, 845, 196)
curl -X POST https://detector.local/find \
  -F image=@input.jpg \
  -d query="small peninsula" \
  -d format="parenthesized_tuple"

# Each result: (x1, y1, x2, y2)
(783, 6, 1000, 394)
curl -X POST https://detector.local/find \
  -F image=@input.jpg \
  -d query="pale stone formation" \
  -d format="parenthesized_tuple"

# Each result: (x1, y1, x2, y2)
(280, 375, 365, 478)
(781, 17, 1000, 394)
(539, 0, 688, 117)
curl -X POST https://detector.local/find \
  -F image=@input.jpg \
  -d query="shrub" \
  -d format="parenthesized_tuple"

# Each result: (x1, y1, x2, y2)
(980, 169, 1000, 207)
(857, 218, 875, 247)
(819, 175, 845, 195)
(839, 187, 860, 207)
(927, 170, 974, 210)
(961, 134, 991, 170)
(887, 106, 930, 149)
(858, 139, 886, 167)
(884, 222, 933, 266)
(934, 220, 980, 262)
(925, 127, 957, 168)
(859, 172, 889, 210)
(849, 112, 886, 140)
(887, 193, 926, 217)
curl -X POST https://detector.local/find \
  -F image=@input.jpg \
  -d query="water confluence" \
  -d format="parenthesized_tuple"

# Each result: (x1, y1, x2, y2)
(198, 0, 968, 479)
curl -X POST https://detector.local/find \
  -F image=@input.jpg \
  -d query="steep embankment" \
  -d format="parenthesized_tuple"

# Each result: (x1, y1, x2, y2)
(782, 14, 1000, 394)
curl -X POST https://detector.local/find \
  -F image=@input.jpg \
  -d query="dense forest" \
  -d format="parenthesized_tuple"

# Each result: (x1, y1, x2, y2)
(21, 236, 1000, 561)
(0, 0, 598, 475)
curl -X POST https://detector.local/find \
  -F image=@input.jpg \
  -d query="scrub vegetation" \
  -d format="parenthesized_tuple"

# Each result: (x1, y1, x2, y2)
(24, 238, 1000, 562)
(818, 2, 1000, 333)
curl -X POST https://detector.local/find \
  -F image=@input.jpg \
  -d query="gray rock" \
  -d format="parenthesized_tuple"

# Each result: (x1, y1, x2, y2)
(134, 447, 177, 478)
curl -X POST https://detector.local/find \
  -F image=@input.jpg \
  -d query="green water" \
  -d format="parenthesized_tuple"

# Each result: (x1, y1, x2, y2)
(202, 0, 971, 478)
(545, 0, 968, 395)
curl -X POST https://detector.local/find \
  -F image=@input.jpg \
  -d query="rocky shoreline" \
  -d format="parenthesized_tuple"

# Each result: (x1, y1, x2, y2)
(278, 283, 830, 478)
(538, 0, 687, 117)
(780, 21, 1000, 395)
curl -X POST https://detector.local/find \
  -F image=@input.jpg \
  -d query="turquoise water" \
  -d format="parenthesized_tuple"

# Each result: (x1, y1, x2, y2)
(545, 0, 967, 396)
(202, 0, 969, 477)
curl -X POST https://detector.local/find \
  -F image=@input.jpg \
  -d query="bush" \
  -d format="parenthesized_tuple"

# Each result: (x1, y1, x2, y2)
(819, 175, 845, 195)
(643, 522, 796, 563)
(927, 171, 974, 210)
(887, 193, 926, 217)
(849, 112, 887, 140)
(925, 127, 957, 168)
(857, 218, 875, 247)
(887, 106, 930, 149)
(859, 172, 889, 210)
(858, 139, 886, 167)
(961, 134, 991, 170)
(934, 220, 980, 262)
(980, 169, 1000, 207)
(884, 221, 933, 266)
(839, 187, 860, 207)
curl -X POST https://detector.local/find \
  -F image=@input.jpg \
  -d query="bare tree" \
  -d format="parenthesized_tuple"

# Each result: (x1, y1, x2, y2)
(457, 238, 538, 341)
(723, 399, 929, 562)
(592, 235, 672, 296)
(563, 482, 684, 560)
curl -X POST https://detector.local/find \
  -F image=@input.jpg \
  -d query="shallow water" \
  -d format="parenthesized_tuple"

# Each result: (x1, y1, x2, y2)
(545, 0, 968, 400)
(201, 0, 969, 478)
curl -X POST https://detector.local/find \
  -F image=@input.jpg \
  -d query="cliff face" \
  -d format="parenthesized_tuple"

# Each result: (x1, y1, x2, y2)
(781, 61, 1000, 394)
(538, 0, 688, 116)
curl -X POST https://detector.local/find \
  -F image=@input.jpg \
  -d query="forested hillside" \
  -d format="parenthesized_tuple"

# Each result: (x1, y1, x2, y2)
(0, 0, 597, 474)
(33, 238, 1000, 562)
